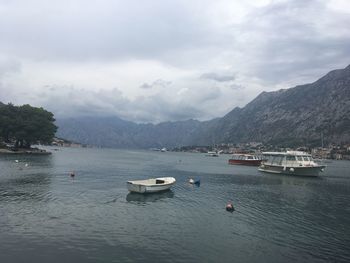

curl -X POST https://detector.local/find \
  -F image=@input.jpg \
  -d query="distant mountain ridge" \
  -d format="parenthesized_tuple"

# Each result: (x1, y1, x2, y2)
(56, 116, 205, 148)
(56, 64, 350, 148)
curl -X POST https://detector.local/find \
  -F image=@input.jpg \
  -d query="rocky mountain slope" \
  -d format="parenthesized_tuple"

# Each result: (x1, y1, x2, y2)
(56, 64, 350, 148)
(205, 64, 350, 146)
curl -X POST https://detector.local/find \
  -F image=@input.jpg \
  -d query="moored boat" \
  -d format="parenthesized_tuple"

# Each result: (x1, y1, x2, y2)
(127, 177, 176, 193)
(228, 154, 262, 166)
(258, 151, 326, 177)
(206, 151, 219, 157)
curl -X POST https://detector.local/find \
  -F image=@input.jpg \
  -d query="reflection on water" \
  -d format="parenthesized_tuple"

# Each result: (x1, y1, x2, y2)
(126, 190, 174, 203)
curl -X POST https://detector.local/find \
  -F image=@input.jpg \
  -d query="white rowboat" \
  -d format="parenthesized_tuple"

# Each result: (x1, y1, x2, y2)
(127, 177, 176, 193)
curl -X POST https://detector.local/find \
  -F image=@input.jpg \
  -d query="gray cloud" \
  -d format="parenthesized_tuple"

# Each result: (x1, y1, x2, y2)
(0, 57, 22, 101)
(139, 79, 172, 89)
(0, 0, 213, 62)
(0, 0, 349, 123)
(22, 82, 228, 123)
(200, 72, 235, 82)
(0, 57, 21, 77)
(139, 83, 152, 89)
(229, 84, 245, 90)
(234, 0, 350, 86)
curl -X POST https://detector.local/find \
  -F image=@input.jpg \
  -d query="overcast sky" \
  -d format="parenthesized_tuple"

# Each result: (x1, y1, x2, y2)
(0, 0, 349, 123)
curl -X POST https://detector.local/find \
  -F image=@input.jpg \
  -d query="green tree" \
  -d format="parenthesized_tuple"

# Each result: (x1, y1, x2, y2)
(0, 103, 57, 148)
(0, 103, 18, 142)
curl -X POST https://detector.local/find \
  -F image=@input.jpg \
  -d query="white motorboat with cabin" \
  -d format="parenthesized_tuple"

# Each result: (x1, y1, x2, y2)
(127, 177, 176, 193)
(258, 151, 326, 177)
(206, 151, 219, 157)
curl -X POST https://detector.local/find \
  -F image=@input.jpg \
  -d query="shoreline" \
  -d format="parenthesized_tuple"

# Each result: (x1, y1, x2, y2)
(0, 148, 51, 155)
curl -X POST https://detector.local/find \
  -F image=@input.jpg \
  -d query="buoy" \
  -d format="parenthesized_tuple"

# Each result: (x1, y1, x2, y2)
(226, 203, 235, 212)
(15, 160, 19, 163)
(194, 179, 200, 186)
(189, 178, 194, 184)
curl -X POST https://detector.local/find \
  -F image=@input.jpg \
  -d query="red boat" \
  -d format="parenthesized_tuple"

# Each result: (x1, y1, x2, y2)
(228, 154, 262, 166)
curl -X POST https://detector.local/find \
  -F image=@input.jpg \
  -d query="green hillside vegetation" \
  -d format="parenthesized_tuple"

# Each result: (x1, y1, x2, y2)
(0, 103, 57, 148)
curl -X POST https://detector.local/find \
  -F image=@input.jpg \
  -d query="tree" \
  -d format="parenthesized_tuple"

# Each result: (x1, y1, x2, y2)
(0, 103, 18, 142)
(0, 103, 57, 148)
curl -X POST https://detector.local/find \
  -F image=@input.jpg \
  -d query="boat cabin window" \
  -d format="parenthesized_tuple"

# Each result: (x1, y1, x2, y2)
(286, 156, 296, 161)
(297, 156, 303, 161)
(267, 155, 274, 163)
(274, 156, 283, 165)
(303, 156, 310, 161)
(247, 156, 253, 160)
(156, 179, 165, 184)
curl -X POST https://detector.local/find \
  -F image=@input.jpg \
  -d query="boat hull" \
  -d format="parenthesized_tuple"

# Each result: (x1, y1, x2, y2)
(228, 159, 262, 166)
(127, 177, 176, 193)
(258, 164, 326, 177)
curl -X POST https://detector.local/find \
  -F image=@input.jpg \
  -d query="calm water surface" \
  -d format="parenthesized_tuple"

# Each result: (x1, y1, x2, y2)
(0, 147, 349, 262)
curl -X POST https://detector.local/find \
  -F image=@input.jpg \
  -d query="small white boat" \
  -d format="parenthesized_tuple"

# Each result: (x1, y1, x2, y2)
(127, 177, 176, 193)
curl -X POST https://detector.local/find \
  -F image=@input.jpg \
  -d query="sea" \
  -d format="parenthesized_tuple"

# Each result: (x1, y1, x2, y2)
(0, 147, 349, 263)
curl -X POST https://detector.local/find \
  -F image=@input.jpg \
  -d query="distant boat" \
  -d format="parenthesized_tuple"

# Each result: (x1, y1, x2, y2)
(206, 151, 219, 157)
(228, 154, 262, 166)
(150, 148, 161, 151)
(258, 151, 326, 177)
(127, 177, 176, 193)
(161, 148, 167, 152)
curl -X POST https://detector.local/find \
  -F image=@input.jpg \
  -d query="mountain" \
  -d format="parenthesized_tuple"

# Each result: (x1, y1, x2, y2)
(56, 116, 205, 148)
(56, 64, 350, 148)
(206, 64, 350, 146)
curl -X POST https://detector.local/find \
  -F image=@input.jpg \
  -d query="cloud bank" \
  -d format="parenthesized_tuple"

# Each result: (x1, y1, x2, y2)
(0, 0, 349, 123)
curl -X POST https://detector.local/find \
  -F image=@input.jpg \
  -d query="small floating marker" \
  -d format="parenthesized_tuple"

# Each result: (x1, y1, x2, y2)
(15, 160, 19, 163)
(226, 202, 235, 212)
(189, 178, 200, 186)
(25, 163, 29, 167)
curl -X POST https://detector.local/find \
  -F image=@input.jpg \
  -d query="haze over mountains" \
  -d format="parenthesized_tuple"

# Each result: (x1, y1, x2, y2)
(56, 65, 350, 148)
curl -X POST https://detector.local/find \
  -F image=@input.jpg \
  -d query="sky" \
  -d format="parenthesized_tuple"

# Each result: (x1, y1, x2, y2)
(0, 0, 349, 123)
